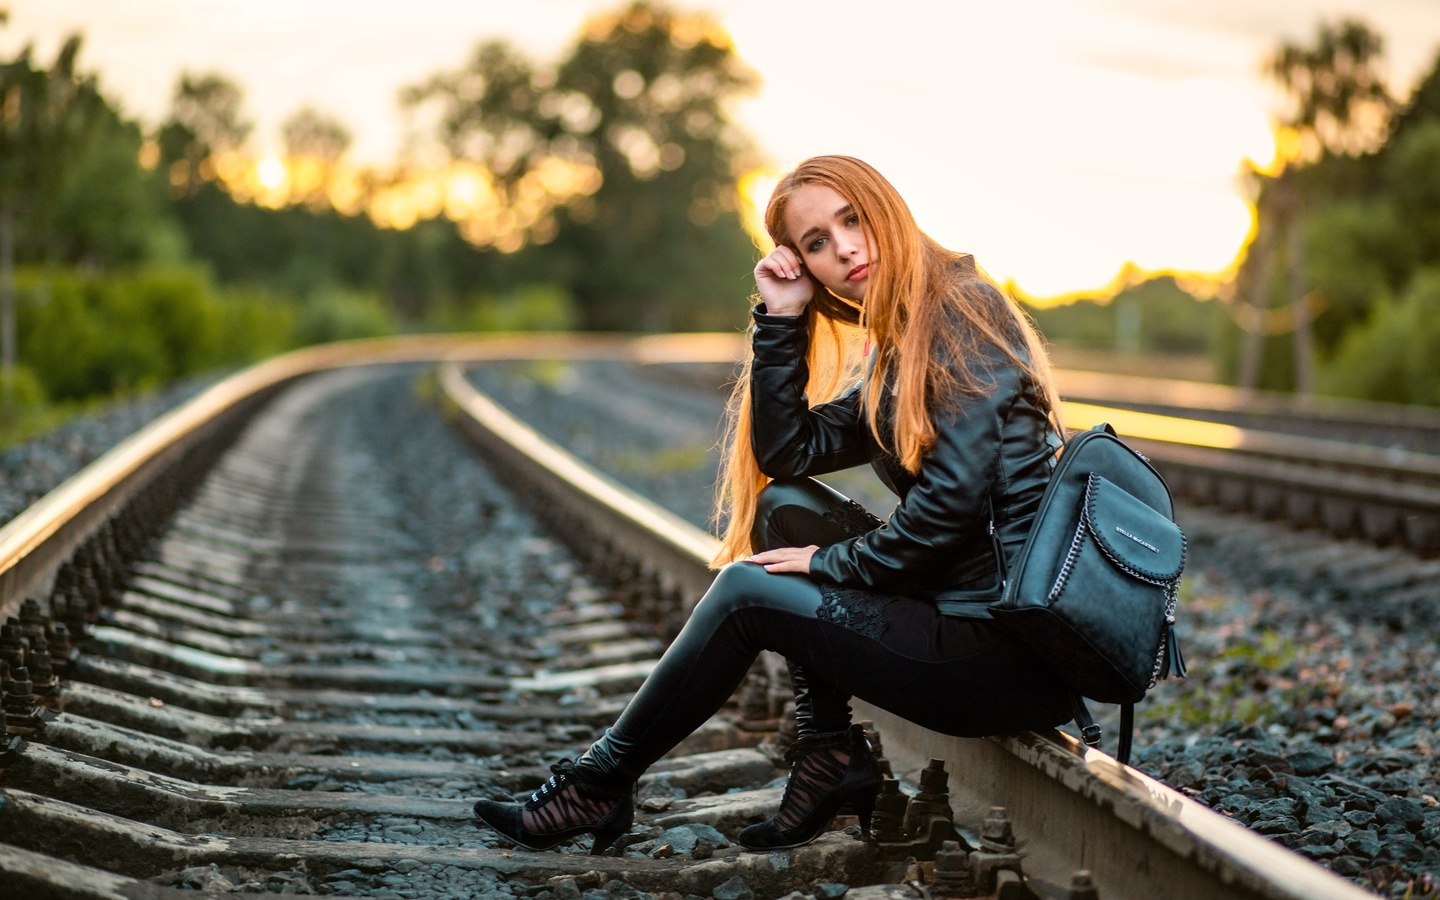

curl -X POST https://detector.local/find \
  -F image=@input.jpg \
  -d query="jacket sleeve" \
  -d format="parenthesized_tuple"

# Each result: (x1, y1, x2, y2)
(807, 358, 1022, 594)
(749, 308, 871, 477)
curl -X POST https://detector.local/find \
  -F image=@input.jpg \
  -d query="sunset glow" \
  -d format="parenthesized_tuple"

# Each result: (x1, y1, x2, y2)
(4, 0, 1438, 300)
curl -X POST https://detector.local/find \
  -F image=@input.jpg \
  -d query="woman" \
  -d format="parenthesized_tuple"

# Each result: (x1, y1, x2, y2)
(473, 155, 1074, 855)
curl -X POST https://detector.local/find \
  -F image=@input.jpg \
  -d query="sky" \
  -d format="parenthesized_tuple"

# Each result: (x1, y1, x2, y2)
(3, 0, 1440, 297)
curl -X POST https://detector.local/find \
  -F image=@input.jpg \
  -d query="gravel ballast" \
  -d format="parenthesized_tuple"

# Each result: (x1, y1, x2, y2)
(5, 360, 1434, 895)
(470, 357, 1440, 898)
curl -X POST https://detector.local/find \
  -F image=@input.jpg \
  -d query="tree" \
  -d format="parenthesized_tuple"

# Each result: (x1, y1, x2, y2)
(156, 72, 253, 196)
(1320, 267, 1440, 405)
(0, 31, 173, 400)
(0, 35, 85, 266)
(1272, 18, 1393, 160)
(1238, 26, 1440, 404)
(281, 106, 352, 208)
(406, 1, 760, 330)
(1228, 18, 1398, 392)
(1266, 18, 1395, 160)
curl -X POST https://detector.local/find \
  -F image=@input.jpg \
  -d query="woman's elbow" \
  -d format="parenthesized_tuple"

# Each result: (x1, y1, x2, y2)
(756, 461, 796, 480)
(755, 452, 806, 479)
(751, 442, 795, 478)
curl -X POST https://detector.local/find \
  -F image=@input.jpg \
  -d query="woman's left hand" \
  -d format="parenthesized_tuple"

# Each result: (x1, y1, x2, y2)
(749, 545, 818, 574)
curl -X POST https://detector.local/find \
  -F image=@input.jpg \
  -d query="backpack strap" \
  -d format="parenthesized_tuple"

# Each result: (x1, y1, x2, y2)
(1118, 703, 1135, 766)
(985, 496, 1008, 590)
(1070, 693, 1101, 749)
(1071, 694, 1137, 765)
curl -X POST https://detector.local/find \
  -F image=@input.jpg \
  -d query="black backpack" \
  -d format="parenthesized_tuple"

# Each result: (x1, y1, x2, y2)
(989, 423, 1187, 764)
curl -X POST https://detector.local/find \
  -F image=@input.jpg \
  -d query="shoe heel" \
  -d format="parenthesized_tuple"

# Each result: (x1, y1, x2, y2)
(851, 790, 878, 834)
(588, 799, 633, 856)
(589, 824, 623, 856)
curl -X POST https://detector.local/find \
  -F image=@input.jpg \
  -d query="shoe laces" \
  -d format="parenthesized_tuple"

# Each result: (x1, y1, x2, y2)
(529, 758, 578, 805)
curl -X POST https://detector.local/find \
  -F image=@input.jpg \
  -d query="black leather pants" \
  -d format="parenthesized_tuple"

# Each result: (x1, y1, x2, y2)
(751, 480, 884, 740)
(576, 478, 1073, 791)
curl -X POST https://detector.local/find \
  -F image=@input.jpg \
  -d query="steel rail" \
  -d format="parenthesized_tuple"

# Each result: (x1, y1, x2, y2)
(1058, 368, 1440, 443)
(1062, 404, 1440, 553)
(0, 332, 1412, 898)
(596, 332, 1440, 552)
(0, 333, 648, 625)
(0, 333, 878, 899)
(436, 357, 1376, 900)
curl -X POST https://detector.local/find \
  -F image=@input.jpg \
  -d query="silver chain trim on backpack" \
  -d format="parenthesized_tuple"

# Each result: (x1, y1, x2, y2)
(1046, 473, 1187, 688)
(1146, 580, 1182, 689)
(1047, 511, 1089, 603)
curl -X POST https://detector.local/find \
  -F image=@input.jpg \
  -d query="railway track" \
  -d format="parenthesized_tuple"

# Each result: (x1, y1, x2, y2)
(1057, 369, 1440, 456)
(0, 335, 1401, 898)
(522, 336, 1440, 556)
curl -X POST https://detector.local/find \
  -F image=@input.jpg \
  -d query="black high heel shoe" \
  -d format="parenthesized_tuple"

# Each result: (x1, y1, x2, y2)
(472, 759, 634, 855)
(738, 723, 882, 850)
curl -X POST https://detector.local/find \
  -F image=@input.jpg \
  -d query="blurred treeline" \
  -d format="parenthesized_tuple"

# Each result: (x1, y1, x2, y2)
(1022, 269, 1221, 367)
(1234, 21, 1440, 404)
(1029, 21, 1440, 405)
(0, 2, 758, 440)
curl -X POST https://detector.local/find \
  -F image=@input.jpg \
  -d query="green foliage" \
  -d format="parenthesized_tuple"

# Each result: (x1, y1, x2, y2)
(1385, 120, 1440, 260)
(212, 286, 297, 363)
(1232, 27, 1440, 399)
(1318, 267, 1440, 405)
(13, 266, 296, 401)
(1266, 18, 1393, 159)
(0, 34, 174, 267)
(1302, 198, 1415, 354)
(0, 364, 71, 448)
(0, 2, 771, 451)
(1286, 121, 1440, 396)
(292, 288, 396, 345)
(169, 183, 523, 323)
(1026, 275, 1220, 357)
(405, 0, 760, 331)
(0, 363, 52, 426)
(433, 285, 580, 333)
(1147, 630, 1304, 728)
(156, 71, 252, 196)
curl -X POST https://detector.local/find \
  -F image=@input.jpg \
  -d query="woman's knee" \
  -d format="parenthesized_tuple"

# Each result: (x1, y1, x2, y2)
(755, 478, 843, 523)
(696, 562, 772, 620)
(693, 561, 819, 626)
(753, 478, 867, 551)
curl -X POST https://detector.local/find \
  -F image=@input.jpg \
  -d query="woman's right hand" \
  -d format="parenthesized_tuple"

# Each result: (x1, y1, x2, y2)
(754, 246, 814, 317)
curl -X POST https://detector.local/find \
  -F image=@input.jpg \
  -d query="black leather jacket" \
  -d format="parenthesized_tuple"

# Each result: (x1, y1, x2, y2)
(749, 293, 1059, 617)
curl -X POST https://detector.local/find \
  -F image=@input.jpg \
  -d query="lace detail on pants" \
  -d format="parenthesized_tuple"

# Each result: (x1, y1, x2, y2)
(817, 585, 891, 640)
(821, 499, 884, 538)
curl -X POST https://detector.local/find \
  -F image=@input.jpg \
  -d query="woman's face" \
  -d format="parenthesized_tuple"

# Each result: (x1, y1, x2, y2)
(783, 183, 875, 303)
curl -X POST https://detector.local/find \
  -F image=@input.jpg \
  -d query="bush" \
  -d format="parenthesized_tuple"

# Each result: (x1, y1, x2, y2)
(292, 289, 397, 345)
(459, 285, 579, 333)
(13, 266, 297, 401)
(212, 286, 299, 365)
(0, 365, 66, 447)
(1025, 275, 1219, 356)
(1319, 266, 1440, 404)
(1386, 120, 1440, 261)
(421, 284, 579, 333)
(1303, 198, 1417, 356)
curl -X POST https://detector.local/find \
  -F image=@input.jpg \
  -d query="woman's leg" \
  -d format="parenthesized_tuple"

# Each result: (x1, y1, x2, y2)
(475, 479, 1072, 851)
(751, 479, 883, 737)
(572, 554, 1074, 849)
(477, 555, 1071, 849)
(474, 561, 839, 852)
(582, 478, 882, 785)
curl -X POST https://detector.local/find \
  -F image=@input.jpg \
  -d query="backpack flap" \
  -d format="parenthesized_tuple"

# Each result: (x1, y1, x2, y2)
(1085, 475, 1185, 584)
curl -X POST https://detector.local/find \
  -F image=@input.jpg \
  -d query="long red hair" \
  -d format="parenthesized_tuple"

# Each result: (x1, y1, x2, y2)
(713, 156, 1061, 565)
